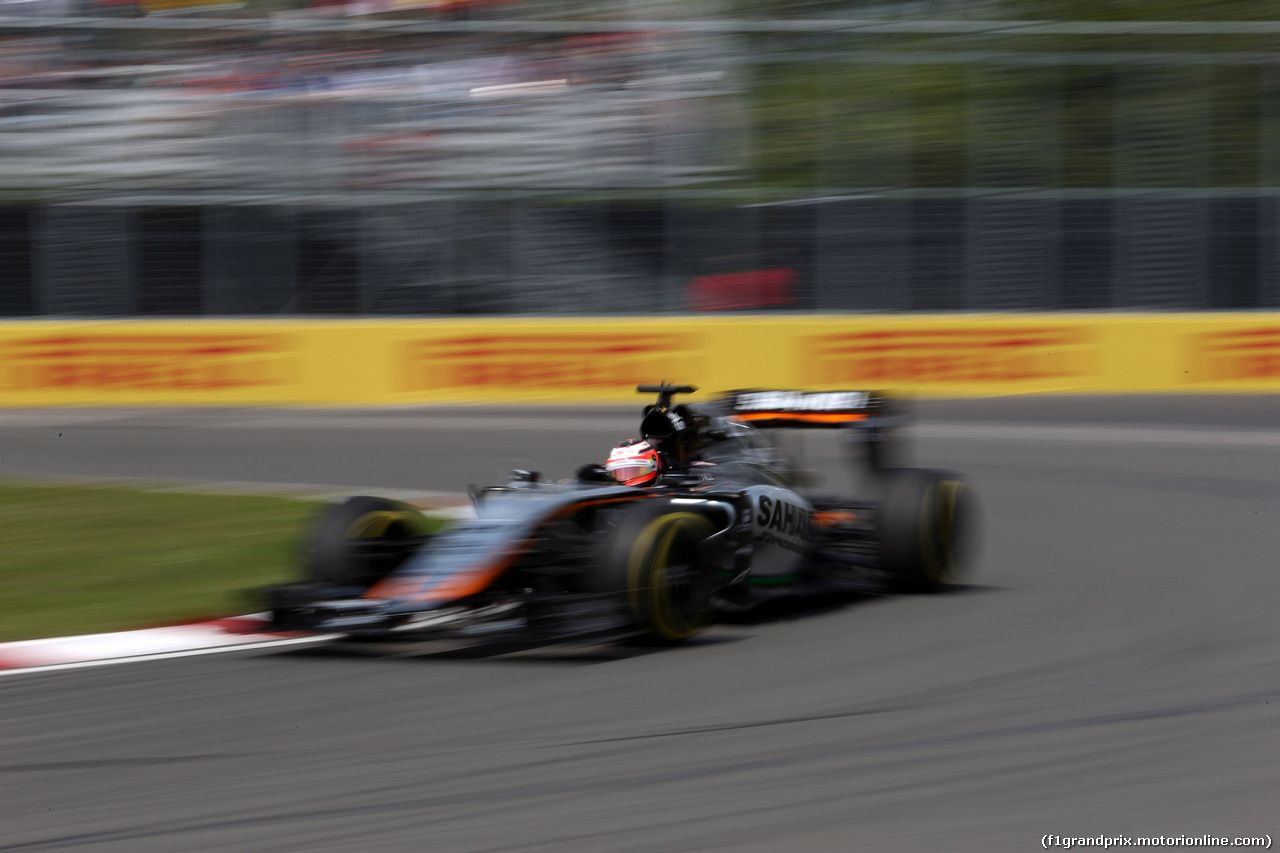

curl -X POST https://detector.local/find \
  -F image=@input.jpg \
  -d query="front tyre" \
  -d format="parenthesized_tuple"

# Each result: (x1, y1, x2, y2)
(304, 496, 431, 591)
(879, 469, 975, 593)
(605, 510, 717, 643)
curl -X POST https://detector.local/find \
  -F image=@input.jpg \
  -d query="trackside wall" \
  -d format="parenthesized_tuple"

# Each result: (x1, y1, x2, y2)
(0, 315, 1277, 406)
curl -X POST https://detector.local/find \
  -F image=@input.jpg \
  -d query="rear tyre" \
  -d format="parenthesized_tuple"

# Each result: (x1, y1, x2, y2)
(879, 469, 975, 593)
(601, 510, 717, 643)
(304, 496, 431, 591)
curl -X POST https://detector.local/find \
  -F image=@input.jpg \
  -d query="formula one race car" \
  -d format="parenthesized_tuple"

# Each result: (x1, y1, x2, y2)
(268, 384, 976, 644)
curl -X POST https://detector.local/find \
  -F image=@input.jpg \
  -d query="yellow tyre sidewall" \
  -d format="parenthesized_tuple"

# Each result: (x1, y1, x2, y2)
(627, 512, 714, 641)
(344, 508, 430, 540)
(918, 479, 965, 585)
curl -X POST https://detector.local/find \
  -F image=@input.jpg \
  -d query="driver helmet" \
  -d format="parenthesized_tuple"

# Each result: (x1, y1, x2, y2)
(605, 438, 663, 486)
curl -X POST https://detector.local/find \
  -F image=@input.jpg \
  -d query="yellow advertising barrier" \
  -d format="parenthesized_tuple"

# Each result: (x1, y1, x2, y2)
(0, 315, 1277, 406)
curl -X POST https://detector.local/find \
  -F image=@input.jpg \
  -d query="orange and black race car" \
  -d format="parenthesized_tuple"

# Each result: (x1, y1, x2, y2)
(268, 384, 976, 644)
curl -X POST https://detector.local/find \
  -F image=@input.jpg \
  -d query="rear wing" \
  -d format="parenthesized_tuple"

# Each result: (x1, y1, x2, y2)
(722, 390, 894, 428)
(720, 389, 907, 469)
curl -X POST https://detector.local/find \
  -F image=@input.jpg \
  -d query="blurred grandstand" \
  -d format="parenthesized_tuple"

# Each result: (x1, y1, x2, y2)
(1, 0, 1278, 314)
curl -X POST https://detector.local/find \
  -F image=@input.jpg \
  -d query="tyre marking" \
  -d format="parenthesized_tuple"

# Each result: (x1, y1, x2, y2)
(921, 480, 963, 585)
(345, 510, 407, 539)
(628, 512, 710, 641)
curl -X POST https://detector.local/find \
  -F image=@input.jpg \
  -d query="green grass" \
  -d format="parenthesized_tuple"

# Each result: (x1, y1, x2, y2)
(0, 483, 320, 642)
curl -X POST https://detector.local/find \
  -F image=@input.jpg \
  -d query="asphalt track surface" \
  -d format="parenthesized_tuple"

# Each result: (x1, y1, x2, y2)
(3, 398, 1279, 852)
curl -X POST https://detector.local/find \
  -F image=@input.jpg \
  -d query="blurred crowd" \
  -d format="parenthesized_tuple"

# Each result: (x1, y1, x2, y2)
(0, 4, 735, 195)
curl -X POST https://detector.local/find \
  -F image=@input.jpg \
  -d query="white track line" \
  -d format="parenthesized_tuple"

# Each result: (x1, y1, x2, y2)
(210, 414, 637, 431)
(0, 411, 143, 427)
(0, 409, 1275, 447)
(160, 415, 1280, 448)
(914, 423, 1280, 448)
